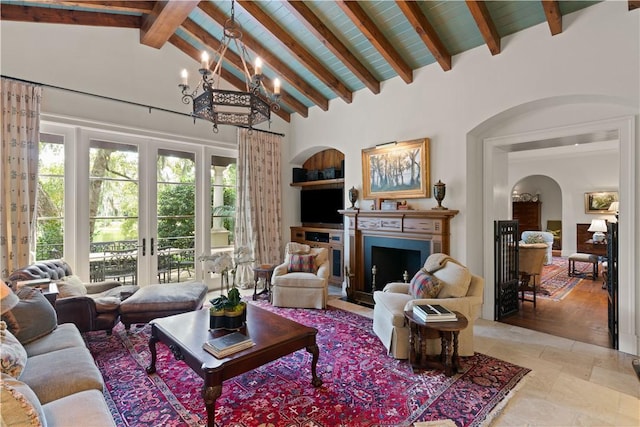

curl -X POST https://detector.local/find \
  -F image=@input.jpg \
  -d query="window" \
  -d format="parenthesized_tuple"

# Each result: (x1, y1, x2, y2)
(35, 133, 65, 260)
(210, 156, 236, 248)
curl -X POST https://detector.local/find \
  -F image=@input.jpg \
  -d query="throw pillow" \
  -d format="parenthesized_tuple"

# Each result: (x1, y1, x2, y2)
(1, 287, 57, 344)
(56, 274, 88, 298)
(525, 233, 546, 244)
(0, 321, 27, 379)
(434, 261, 472, 298)
(409, 269, 443, 299)
(288, 254, 317, 273)
(0, 373, 46, 427)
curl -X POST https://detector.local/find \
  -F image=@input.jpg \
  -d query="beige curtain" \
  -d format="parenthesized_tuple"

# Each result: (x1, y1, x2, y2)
(235, 128, 282, 287)
(0, 78, 42, 277)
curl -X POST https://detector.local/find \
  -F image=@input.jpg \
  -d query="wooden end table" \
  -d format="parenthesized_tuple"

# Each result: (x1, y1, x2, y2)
(252, 264, 275, 301)
(404, 310, 468, 376)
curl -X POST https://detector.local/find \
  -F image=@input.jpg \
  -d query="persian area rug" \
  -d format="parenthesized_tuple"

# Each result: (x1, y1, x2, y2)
(532, 256, 593, 301)
(85, 303, 530, 427)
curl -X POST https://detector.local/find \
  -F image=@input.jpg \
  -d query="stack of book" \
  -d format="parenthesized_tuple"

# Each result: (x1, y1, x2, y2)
(412, 304, 456, 322)
(202, 331, 255, 358)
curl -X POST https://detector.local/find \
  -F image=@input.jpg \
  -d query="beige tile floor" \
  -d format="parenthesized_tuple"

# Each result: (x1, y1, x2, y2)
(228, 284, 640, 426)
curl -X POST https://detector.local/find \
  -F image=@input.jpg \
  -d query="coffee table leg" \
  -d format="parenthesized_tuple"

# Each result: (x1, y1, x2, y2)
(202, 384, 222, 427)
(146, 331, 159, 374)
(306, 344, 323, 387)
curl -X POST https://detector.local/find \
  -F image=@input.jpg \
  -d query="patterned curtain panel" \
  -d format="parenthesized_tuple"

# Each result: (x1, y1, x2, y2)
(0, 78, 42, 278)
(235, 129, 282, 287)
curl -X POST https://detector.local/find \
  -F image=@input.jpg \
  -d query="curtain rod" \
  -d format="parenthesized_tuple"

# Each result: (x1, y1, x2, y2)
(1, 75, 285, 137)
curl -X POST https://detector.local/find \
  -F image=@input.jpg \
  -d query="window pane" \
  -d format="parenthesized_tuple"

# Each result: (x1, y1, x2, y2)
(210, 160, 236, 248)
(36, 135, 64, 260)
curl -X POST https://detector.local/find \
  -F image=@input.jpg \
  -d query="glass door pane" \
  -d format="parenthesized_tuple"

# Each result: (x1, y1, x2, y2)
(156, 150, 195, 283)
(36, 133, 65, 261)
(89, 141, 139, 284)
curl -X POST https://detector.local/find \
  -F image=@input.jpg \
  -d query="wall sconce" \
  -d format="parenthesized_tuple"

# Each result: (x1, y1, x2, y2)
(587, 219, 608, 242)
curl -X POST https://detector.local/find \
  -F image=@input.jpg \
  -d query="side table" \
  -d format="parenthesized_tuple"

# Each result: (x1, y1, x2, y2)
(253, 264, 275, 301)
(404, 310, 468, 376)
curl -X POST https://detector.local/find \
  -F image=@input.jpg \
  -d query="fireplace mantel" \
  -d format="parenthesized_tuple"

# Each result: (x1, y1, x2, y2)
(339, 209, 459, 305)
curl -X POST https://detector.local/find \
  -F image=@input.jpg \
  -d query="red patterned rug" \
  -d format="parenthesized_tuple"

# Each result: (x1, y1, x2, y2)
(535, 256, 594, 301)
(85, 302, 530, 427)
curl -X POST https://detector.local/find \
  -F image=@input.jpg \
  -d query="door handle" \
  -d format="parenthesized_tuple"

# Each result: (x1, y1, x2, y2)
(151, 238, 155, 256)
(142, 238, 146, 256)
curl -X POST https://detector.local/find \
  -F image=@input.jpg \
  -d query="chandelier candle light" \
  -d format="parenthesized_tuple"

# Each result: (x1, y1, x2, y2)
(179, 0, 280, 133)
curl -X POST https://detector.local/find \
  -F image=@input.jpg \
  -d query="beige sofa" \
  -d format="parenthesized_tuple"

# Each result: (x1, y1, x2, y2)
(271, 243, 329, 309)
(372, 255, 484, 359)
(1, 284, 115, 426)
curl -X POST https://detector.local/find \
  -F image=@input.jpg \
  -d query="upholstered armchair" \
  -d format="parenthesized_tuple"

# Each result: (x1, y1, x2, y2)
(372, 254, 484, 359)
(271, 243, 330, 309)
(521, 231, 553, 265)
(6, 259, 138, 334)
(517, 243, 547, 307)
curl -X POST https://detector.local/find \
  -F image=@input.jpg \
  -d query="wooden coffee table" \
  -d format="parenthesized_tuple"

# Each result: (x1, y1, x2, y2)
(146, 304, 322, 427)
(404, 310, 468, 376)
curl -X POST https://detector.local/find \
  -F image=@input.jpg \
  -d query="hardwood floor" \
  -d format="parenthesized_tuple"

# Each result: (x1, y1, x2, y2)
(500, 270, 610, 348)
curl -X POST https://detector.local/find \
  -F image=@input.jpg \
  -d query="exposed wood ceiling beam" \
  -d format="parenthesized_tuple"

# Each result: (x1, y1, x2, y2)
(283, 0, 380, 95)
(395, 0, 451, 72)
(465, 0, 501, 55)
(0, 4, 141, 27)
(337, 0, 413, 84)
(198, 1, 326, 112)
(140, 1, 200, 49)
(237, 0, 353, 104)
(169, 34, 291, 124)
(629, 0, 640, 11)
(21, 1, 154, 13)
(541, 1, 562, 36)
(180, 18, 308, 118)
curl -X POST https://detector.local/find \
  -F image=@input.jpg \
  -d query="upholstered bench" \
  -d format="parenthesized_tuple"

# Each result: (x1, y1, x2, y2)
(119, 282, 208, 329)
(568, 253, 598, 280)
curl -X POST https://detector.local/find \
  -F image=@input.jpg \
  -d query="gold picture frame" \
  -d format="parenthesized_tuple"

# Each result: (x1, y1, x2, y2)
(361, 138, 430, 200)
(584, 191, 618, 214)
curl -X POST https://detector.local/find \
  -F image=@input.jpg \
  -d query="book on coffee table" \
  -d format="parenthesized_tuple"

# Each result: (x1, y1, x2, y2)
(413, 304, 456, 322)
(203, 331, 255, 358)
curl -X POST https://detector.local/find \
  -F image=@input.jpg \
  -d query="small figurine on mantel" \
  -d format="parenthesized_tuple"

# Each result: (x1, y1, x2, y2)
(398, 200, 409, 210)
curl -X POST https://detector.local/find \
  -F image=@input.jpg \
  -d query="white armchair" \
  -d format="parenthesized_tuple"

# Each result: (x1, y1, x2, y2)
(521, 231, 554, 264)
(271, 242, 329, 309)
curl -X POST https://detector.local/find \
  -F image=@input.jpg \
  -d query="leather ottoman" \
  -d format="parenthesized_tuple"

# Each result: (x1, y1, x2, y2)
(119, 282, 208, 329)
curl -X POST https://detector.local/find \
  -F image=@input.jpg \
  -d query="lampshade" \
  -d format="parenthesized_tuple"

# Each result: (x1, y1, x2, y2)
(608, 201, 619, 214)
(1, 280, 19, 315)
(587, 219, 608, 233)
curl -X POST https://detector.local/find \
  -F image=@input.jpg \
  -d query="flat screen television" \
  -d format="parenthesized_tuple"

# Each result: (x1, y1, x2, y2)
(300, 188, 344, 225)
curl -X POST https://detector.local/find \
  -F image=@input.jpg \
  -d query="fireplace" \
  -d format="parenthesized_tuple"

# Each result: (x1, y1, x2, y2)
(363, 236, 431, 293)
(340, 209, 458, 306)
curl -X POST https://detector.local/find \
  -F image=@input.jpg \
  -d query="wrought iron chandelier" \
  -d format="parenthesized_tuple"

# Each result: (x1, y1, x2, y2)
(179, 0, 280, 133)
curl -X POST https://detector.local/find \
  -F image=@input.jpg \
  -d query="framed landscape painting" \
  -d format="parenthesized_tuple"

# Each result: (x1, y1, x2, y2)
(584, 191, 618, 214)
(361, 138, 430, 200)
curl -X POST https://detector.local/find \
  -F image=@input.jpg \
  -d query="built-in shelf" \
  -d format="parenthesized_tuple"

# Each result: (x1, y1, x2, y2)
(290, 178, 344, 188)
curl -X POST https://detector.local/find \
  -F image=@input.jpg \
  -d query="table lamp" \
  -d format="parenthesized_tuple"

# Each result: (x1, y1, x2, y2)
(1, 280, 19, 314)
(587, 219, 607, 243)
(608, 201, 619, 221)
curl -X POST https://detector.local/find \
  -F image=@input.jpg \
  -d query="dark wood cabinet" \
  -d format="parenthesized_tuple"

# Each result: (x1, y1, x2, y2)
(576, 223, 608, 256)
(512, 201, 541, 232)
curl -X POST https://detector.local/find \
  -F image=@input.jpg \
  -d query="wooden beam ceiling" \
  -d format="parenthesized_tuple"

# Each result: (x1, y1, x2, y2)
(465, 0, 501, 56)
(395, 0, 452, 72)
(21, 1, 154, 13)
(140, 0, 200, 49)
(169, 34, 291, 124)
(197, 1, 326, 112)
(237, 0, 353, 104)
(629, 0, 640, 11)
(542, 0, 562, 36)
(283, 0, 380, 94)
(0, 4, 141, 27)
(337, 0, 414, 84)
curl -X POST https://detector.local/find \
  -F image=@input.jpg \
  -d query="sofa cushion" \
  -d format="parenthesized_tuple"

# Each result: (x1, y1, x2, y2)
(20, 347, 103, 404)
(524, 233, 547, 244)
(22, 324, 86, 358)
(288, 254, 316, 273)
(409, 269, 443, 299)
(43, 389, 116, 427)
(1, 287, 57, 344)
(434, 261, 472, 298)
(92, 296, 121, 313)
(98, 284, 139, 300)
(0, 373, 46, 427)
(56, 274, 87, 298)
(0, 321, 27, 379)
